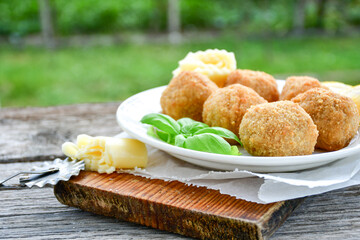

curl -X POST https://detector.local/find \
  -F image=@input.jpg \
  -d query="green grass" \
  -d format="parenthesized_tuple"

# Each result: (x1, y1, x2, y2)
(0, 35, 359, 107)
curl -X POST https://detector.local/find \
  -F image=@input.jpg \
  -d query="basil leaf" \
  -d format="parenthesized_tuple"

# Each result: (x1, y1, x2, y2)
(147, 126, 175, 144)
(231, 145, 241, 156)
(177, 118, 196, 128)
(174, 134, 186, 148)
(155, 129, 173, 144)
(146, 126, 158, 139)
(141, 113, 180, 135)
(177, 118, 208, 134)
(142, 114, 241, 156)
(194, 127, 242, 145)
(184, 133, 233, 155)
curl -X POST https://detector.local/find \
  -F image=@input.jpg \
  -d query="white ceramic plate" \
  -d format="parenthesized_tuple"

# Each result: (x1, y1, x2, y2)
(116, 80, 360, 172)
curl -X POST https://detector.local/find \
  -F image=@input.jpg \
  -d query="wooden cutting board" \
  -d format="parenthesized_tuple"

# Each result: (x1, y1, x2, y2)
(54, 171, 303, 240)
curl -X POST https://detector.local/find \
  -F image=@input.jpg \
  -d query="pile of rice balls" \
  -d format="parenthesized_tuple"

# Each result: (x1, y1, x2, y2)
(160, 49, 360, 157)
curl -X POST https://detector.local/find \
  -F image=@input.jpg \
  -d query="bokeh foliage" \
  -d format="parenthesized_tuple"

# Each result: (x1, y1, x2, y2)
(1, 0, 360, 37)
(1, 0, 359, 107)
(1, 35, 359, 107)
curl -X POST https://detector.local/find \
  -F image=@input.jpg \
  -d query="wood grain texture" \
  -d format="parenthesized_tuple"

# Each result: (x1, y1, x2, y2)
(54, 171, 303, 240)
(1, 104, 360, 239)
(1, 161, 360, 239)
(0, 102, 121, 163)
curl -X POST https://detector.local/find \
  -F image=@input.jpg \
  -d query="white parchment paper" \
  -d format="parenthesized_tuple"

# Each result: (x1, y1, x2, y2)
(117, 133, 360, 204)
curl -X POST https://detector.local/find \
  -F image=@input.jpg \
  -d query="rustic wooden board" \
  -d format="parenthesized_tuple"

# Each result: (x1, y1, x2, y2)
(1, 103, 360, 239)
(54, 171, 303, 240)
(2, 161, 360, 239)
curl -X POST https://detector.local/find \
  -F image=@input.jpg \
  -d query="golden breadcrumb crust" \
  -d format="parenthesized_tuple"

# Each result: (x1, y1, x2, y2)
(239, 101, 318, 156)
(202, 84, 267, 136)
(225, 69, 279, 102)
(280, 76, 324, 100)
(160, 71, 218, 122)
(292, 88, 360, 151)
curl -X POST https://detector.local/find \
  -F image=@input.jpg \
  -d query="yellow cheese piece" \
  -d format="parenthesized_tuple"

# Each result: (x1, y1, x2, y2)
(172, 49, 236, 87)
(62, 134, 148, 174)
(322, 81, 353, 92)
(322, 82, 360, 115)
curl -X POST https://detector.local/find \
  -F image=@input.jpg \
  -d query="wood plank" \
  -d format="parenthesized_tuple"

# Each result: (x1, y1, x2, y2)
(54, 171, 303, 240)
(1, 103, 359, 239)
(0, 162, 187, 240)
(0, 187, 188, 240)
(0, 102, 122, 163)
(1, 162, 360, 239)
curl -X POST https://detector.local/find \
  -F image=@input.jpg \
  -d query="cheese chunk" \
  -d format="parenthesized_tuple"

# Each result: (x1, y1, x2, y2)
(172, 49, 236, 87)
(62, 134, 148, 174)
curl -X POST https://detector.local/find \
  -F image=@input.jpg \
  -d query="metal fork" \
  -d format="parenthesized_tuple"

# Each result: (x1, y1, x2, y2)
(0, 168, 59, 187)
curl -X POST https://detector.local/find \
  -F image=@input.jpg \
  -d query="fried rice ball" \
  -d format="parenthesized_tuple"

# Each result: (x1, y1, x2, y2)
(239, 101, 318, 156)
(225, 69, 279, 102)
(280, 76, 325, 100)
(202, 84, 267, 136)
(292, 88, 360, 151)
(160, 71, 218, 122)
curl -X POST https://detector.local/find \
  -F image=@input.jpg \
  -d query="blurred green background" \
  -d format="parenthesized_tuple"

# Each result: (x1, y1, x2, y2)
(0, 0, 359, 107)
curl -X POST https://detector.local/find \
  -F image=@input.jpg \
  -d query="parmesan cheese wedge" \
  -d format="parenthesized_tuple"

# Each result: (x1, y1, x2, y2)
(62, 134, 148, 174)
(172, 49, 236, 87)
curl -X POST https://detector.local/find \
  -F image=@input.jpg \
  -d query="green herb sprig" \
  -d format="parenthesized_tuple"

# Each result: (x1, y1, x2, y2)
(141, 113, 242, 156)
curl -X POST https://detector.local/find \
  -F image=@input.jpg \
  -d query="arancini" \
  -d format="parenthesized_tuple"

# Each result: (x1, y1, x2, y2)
(239, 101, 318, 156)
(225, 69, 279, 102)
(203, 84, 267, 136)
(280, 76, 324, 100)
(160, 71, 218, 122)
(292, 88, 360, 151)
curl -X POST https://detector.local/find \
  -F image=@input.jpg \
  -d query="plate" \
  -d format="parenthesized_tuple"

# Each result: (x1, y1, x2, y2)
(116, 80, 360, 172)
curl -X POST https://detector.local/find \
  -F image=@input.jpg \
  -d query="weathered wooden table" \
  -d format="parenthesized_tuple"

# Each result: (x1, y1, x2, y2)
(1, 103, 359, 239)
